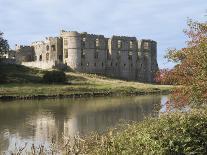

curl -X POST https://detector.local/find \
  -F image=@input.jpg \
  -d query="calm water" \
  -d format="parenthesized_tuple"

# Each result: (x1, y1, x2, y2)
(0, 95, 168, 153)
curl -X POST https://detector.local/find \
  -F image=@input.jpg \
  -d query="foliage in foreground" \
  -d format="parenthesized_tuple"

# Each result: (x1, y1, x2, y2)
(82, 108, 207, 155)
(156, 19, 207, 106)
(8, 108, 207, 155)
(43, 70, 67, 84)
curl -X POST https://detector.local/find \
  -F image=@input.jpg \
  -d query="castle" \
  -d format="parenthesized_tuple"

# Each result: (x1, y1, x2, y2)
(11, 31, 159, 83)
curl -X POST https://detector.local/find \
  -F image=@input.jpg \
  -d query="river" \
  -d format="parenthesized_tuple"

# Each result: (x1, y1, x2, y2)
(0, 95, 168, 153)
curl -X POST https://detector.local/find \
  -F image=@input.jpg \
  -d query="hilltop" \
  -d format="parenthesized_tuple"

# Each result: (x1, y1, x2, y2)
(0, 64, 173, 99)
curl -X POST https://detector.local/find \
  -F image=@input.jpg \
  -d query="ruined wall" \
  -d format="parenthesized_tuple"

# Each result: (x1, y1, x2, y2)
(16, 30, 158, 83)
(32, 37, 63, 63)
(61, 31, 107, 74)
(15, 45, 35, 63)
(55, 31, 158, 82)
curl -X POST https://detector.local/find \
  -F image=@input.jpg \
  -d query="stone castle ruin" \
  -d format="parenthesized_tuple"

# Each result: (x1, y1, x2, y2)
(12, 31, 159, 83)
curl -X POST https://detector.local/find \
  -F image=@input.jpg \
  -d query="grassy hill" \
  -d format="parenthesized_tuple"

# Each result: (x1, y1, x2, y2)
(0, 64, 173, 99)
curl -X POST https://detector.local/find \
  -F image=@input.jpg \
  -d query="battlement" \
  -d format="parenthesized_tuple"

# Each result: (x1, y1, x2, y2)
(14, 30, 158, 83)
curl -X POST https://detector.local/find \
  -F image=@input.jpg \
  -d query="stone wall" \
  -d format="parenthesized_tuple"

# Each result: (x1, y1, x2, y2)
(15, 30, 159, 83)
(60, 31, 158, 82)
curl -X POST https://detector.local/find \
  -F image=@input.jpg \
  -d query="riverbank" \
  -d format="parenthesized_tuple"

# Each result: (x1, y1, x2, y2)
(0, 64, 173, 100)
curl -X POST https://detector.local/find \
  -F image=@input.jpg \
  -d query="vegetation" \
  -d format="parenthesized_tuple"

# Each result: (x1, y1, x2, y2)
(8, 108, 207, 154)
(0, 64, 172, 98)
(0, 31, 9, 57)
(43, 70, 67, 84)
(156, 19, 207, 106)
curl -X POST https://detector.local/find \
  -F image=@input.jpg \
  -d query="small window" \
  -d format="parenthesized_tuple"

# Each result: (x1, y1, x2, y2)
(46, 53, 49, 61)
(51, 45, 56, 51)
(46, 45, 49, 51)
(115, 62, 118, 66)
(102, 62, 104, 67)
(59, 55, 63, 61)
(94, 63, 96, 67)
(82, 38, 86, 48)
(111, 62, 113, 66)
(143, 42, 149, 49)
(95, 38, 99, 48)
(128, 51, 132, 60)
(64, 39, 68, 46)
(39, 55, 42, 61)
(124, 64, 126, 67)
(117, 51, 121, 59)
(81, 50, 86, 59)
(64, 49, 68, 58)
(94, 51, 98, 59)
(118, 40, 122, 48)
(130, 41, 133, 49)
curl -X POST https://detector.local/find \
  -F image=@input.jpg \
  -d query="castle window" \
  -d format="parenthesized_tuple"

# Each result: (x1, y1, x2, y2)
(51, 45, 56, 51)
(94, 51, 98, 59)
(81, 50, 86, 59)
(143, 42, 149, 50)
(111, 62, 113, 66)
(64, 49, 68, 58)
(46, 45, 49, 51)
(94, 63, 96, 67)
(102, 62, 104, 67)
(46, 53, 49, 61)
(82, 38, 86, 48)
(59, 55, 63, 61)
(130, 41, 133, 49)
(117, 51, 121, 59)
(128, 51, 132, 60)
(39, 55, 42, 61)
(64, 39, 68, 46)
(95, 39, 100, 48)
(115, 62, 118, 66)
(118, 40, 122, 49)
(124, 64, 126, 67)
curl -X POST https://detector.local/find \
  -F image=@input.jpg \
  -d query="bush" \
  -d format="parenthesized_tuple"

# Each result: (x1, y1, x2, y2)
(82, 109, 207, 155)
(43, 70, 67, 84)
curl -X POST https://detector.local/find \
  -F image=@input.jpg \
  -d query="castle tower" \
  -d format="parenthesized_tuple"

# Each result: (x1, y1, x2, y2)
(60, 31, 81, 70)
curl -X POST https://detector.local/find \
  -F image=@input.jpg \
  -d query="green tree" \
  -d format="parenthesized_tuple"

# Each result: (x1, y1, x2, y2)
(0, 32, 9, 57)
(164, 19, 207, 106)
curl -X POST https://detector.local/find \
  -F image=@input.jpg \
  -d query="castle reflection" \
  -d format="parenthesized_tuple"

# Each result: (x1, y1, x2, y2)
(0, 95, 164, 153)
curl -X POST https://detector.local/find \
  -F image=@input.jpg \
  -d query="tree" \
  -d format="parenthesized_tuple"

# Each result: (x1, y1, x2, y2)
(164, 19, 207, 106)
(0, 32, 9, 57)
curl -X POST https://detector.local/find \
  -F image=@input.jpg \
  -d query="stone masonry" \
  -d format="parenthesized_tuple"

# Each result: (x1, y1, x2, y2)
(15, 30, 159, 83)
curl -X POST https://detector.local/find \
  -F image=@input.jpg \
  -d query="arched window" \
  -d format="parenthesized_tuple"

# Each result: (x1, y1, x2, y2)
(46, 45, 49, 51)
(46, 53, 49, 61)
(95, 38, 99, 48)
(39, 55, 42, 61)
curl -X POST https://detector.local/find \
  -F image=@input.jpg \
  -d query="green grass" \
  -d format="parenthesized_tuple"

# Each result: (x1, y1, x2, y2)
(0, 64, 173, 97)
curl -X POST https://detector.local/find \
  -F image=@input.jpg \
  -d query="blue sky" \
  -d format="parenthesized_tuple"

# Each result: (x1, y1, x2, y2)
(0, 0, 206, 68)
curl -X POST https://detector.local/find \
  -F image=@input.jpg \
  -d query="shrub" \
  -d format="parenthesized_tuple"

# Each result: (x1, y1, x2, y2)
(43, 70, 67, 84)
(81, 108, 207, 155)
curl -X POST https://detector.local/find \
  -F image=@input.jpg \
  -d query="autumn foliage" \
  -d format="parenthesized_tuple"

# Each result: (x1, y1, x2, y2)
(159, 19, 207, 106)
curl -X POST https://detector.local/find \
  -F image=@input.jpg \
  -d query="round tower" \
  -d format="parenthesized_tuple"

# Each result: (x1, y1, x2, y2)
(60, 31, 81, 70)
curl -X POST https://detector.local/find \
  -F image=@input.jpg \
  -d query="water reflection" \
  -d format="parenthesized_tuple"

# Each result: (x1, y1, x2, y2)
(0, 95, 165, 153)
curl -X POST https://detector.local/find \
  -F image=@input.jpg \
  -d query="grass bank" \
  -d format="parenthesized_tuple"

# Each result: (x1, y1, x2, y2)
(0, 64, 173, 100)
